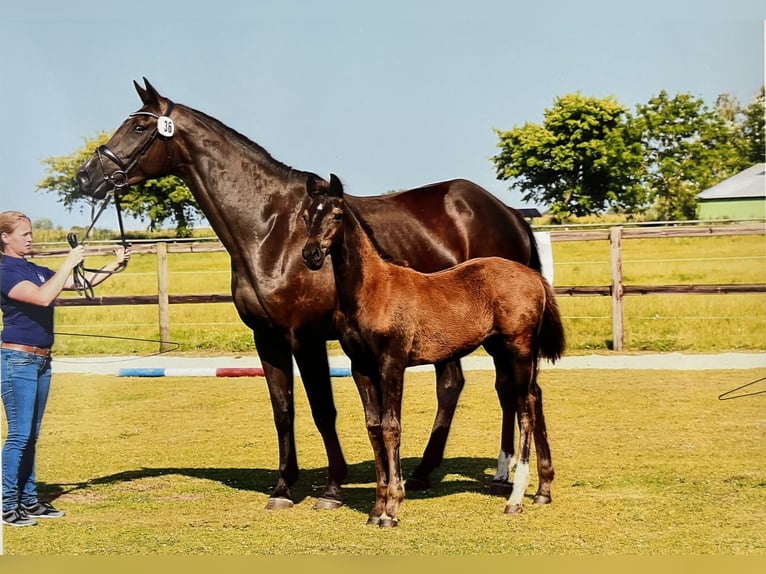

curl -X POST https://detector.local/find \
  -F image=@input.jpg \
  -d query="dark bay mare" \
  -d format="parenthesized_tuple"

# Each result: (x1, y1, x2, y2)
(77, 78, 546, 510)
(301, 175, 565, 526)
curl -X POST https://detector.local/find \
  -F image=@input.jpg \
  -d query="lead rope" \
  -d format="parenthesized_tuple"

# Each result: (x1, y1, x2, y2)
(67, 192, 131, 300)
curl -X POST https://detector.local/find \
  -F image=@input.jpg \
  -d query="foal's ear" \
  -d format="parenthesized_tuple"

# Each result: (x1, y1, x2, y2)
(306, 175, 329, 196)
(328, 173, 344, 198)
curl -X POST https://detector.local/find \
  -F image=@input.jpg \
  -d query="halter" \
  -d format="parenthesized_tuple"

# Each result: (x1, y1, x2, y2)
(94, 99, 176, 190)
(70, 101, 176, 299)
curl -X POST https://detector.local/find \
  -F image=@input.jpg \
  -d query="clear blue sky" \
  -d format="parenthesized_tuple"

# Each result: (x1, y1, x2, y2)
(1, 1, 764, 230)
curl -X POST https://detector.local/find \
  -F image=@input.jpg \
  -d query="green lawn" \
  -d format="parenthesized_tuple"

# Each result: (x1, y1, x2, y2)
(2, 368, 764, 555)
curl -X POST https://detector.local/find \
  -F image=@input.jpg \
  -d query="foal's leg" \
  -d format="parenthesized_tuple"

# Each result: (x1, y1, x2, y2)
(529, 380, 555, 505)
(406, 360, 466, 490)
(293, 337, 348, 510)
(379, 359, 407, 527)
(349, 364, 388, 526)
(504, 358, 536, 515)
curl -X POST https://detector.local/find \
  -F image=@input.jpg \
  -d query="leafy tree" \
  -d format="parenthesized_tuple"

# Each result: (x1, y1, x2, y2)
(37, 132, 112, 223)
(37, 133, 203, 237)
(491, 93, 646, 218)
(32, 218, 53, 230)
(633, 90, 743, 220)
(741, 86, 765, 164)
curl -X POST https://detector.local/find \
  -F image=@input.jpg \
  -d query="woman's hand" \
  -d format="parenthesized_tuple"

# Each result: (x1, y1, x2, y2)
(64, 244, 85, 271)
(113, 244, 131, 268)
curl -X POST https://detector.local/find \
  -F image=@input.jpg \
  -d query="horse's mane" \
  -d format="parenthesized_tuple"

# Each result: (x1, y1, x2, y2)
(182, 103, 313, 180)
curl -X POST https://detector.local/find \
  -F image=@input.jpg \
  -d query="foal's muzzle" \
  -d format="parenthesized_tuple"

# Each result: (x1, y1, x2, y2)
(302, 244, 326, 270)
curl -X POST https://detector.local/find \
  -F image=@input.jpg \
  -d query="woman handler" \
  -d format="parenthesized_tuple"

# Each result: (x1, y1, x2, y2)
(1, 210, 129, 527)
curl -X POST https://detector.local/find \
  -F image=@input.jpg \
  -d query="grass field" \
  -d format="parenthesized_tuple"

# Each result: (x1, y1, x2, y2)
(2, 368, 765, 555)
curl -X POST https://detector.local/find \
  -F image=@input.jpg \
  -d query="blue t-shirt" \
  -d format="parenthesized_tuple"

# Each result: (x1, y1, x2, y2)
(0, 255, 56, 347)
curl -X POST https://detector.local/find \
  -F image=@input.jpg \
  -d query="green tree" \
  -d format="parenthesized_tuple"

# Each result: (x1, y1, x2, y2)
(740, 86, 765, 164)
(37, 133, 203, 237)
(633, 90, 742, 220)
(491, 92, 646, 218)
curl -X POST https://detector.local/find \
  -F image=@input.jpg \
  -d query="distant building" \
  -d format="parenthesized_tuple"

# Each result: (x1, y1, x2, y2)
(696, 163, 765, 220)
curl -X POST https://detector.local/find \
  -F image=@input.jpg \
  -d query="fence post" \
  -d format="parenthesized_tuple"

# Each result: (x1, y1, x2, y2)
(610, 226, 624, 351)
(156, 242, 172, 352)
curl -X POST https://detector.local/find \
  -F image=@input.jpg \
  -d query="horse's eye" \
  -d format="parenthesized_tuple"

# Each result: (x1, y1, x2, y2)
(134, 124, 146, 134)
(333, 212, 343, 221)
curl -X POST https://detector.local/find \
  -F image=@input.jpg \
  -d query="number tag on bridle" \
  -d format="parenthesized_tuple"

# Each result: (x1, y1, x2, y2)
(157, 116, 175, 137)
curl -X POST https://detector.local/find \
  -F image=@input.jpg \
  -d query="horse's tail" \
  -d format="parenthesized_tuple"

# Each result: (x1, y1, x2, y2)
(538, 278, 566, 363)
(515, 210, 542, 274)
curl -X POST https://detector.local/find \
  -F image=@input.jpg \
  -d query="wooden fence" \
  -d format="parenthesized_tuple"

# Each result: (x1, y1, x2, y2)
(48, 223, 766, 352)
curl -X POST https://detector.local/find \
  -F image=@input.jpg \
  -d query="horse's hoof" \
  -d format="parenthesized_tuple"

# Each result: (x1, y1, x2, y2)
(489, 479, 513, 497)
(533, 494, 552, 505)
(504, 504, 524, 515)
(313, 496, 343, 510)
(366, 515, 381, 526)
(405, 475, 431, 491)
(265, 497, 294, 510)
(378, 517, 399, 528)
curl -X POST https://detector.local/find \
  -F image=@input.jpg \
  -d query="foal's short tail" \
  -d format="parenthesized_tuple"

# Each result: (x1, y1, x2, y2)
(538, 279, 566, 363)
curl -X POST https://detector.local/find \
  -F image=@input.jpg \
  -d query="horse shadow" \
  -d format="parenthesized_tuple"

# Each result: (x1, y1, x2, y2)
(39, 456, 502, 515)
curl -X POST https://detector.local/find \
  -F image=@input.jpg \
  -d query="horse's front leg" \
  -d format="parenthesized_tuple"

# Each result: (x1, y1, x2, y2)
(406, 360, 466, 491)
(293, 336, 348, 510)
(380, 360, 407, 527)
(254, 329, 299, 509)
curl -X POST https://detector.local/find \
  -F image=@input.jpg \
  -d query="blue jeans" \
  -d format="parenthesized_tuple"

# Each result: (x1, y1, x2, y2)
(1, 348, 52, 512)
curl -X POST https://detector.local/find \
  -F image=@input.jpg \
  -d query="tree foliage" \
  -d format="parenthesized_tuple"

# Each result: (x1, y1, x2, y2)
(493, 87, 764, 220)
(37, 133, 203, 237)
(741, 85, 765, 164)
(492, 93, 646, 218)
(633, 90, 744, 220)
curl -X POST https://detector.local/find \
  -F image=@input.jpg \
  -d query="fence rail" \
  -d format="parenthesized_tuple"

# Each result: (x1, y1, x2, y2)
(48, 223, 766, 352)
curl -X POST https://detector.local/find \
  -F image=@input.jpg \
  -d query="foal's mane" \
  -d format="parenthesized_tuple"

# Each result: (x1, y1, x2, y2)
(343, 197, 397, 264)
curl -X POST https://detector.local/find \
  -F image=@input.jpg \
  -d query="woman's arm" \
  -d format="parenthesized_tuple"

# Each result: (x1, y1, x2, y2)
(7, 245, 84, 306)
(80, 245, 131, 288)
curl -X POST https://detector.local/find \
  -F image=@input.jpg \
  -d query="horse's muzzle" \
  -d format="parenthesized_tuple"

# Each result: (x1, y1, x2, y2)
(302, 245, 326, 270)
(76, 166, 110, 200)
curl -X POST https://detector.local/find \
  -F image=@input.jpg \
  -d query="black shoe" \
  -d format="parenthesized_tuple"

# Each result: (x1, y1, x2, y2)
(2, 508, 38, 527)
(20, 501, 65, 519)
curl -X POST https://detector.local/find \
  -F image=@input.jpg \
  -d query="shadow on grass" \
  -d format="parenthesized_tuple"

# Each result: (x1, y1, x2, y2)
(39, 456, 503, 515)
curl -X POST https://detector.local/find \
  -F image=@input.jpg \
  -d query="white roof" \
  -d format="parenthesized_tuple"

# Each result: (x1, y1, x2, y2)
(697, 163, 766, 200)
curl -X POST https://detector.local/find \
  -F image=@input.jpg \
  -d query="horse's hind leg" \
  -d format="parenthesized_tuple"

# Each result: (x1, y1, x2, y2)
(490, 362, 517, 497)
(484, 340, 516, 497)
(530, 380, 554, 505)
(406, 360, 465, 491)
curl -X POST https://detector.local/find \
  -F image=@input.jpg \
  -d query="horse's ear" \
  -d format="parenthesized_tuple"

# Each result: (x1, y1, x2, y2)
(135, 77, 161, 107)
(328, 173, 344, 198)
(134, 79, 148, 102)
